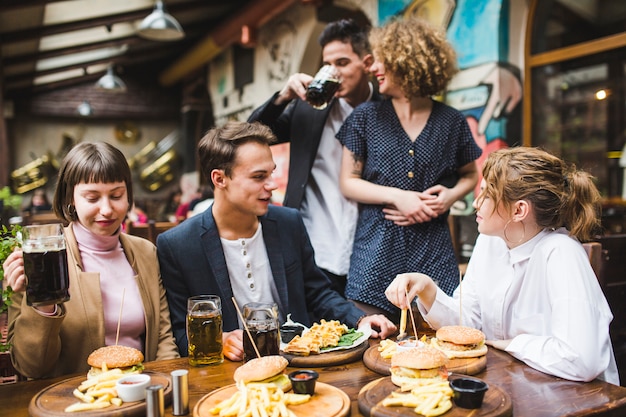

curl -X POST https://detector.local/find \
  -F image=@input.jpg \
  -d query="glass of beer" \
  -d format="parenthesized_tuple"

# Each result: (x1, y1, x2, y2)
(22, 223, 70, 306)
(305, 65, 342, 110)
(242, 302, 280, 362)
(186, 295, 223, 366)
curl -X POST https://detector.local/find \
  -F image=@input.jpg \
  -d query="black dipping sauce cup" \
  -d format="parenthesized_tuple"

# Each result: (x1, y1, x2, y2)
(288, 370, 319, 395)
(280, 325, 304, 343)
(449, 377, 489, 409)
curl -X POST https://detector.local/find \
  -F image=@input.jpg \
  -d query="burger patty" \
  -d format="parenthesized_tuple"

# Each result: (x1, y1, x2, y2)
(391, 366, 442, 379)
(436, 339, 481, 351)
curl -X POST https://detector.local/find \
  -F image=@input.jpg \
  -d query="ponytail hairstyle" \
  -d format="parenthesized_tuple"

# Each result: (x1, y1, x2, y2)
(480, 147, 601, 242)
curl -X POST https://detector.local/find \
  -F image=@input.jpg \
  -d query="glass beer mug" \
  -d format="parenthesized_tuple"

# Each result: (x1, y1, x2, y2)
(242, 302, 280, 362)
(22, 223, 70, 306)
(186, 295, 223, 366)
(305, 65, 342, 110)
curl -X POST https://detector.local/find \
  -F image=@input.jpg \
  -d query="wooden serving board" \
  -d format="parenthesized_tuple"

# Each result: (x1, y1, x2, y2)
(29, 371, 172, 417)
(363, 345, 487, 376)
(193, 382, 350, 417)
(358, 376, 512, 417)
(281, 340, 368, 367)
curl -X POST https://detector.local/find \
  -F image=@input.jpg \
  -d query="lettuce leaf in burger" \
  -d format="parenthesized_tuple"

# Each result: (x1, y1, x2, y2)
(233, 355, 292, 392)
(87, 345, 145, 378)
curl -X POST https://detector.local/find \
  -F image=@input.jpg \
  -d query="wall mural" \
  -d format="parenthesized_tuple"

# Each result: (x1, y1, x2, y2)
(378, 0, 522, 215)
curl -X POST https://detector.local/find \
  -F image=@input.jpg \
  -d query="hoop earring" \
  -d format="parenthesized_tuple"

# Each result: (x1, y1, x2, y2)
(67, 204, 76, 219)
(503, 220, 526, 244)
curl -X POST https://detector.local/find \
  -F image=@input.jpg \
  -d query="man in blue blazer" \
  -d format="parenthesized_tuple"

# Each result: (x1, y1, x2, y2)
(157, 121, 396, 361)
(248, 19, 378, 296)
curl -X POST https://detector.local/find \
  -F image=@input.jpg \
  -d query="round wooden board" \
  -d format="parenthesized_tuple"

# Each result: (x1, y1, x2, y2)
(281, 340, 368, 367)
(28, 371, 172, 417)
(193, 382, 350, 417)
(363, 345, 487, 376)
(358, 376, 512, 417)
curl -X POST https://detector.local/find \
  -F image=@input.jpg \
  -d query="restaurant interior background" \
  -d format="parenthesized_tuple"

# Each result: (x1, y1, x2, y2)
(1, 0, 625, 385)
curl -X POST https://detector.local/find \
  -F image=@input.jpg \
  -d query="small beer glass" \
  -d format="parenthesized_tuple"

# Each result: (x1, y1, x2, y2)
(186, 295, 223, 366)
(305, 65, 342, 110)
(242, 302, 280, 362)
(22, 223, 70, 306)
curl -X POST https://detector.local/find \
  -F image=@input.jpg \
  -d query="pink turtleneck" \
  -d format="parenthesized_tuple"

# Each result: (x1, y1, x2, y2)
(72, 222, 145, 353)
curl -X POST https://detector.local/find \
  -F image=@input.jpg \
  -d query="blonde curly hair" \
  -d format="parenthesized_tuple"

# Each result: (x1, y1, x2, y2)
(369, 17, 458, 98)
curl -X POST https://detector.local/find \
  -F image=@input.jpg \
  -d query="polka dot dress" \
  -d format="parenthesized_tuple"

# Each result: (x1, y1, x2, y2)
(337, 99, 482, 314)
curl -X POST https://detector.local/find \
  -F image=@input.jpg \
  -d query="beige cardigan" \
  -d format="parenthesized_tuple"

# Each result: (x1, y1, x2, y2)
(8, 224, 179, 379)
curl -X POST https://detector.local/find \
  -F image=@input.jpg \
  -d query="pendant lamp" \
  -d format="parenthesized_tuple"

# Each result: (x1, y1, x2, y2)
(137, 0, 185, 41)
(95, 64, 127, 92)
(76, 100, 93, 116)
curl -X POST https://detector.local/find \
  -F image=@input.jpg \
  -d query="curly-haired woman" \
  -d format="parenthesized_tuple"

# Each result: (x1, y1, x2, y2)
(337, 17, 482, 319)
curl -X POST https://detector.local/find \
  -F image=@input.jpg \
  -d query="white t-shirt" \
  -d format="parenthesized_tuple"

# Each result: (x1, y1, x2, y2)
(420, 228, 619, 385)
(220, 223, 282, 324)
(301, 87, 373, 276)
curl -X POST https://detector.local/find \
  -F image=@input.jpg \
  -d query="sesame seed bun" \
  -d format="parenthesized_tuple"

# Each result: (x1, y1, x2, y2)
(87, 345, 144, 369)
(436, 326, 485, 345)
(391, 346, 448, 370)
(234, 355, 289, 383)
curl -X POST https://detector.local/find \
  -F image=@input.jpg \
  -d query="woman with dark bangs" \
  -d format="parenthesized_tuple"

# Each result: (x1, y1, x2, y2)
(4, 142, 179, 379)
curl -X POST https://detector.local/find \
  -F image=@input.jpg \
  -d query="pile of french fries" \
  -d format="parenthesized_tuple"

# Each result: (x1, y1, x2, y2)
(382, 380, 453, 417)
(210, 382, 311, 417)
(378, 339, 398, 359)
(64, 367, 126, 412)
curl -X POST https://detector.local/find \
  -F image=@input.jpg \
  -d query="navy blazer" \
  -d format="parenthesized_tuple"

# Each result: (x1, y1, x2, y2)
(157, 205, 364, 354)
(248, 91, 380, 209)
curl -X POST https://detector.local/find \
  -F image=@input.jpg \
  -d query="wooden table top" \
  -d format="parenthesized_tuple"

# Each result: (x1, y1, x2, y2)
(2, 343, 626, 417)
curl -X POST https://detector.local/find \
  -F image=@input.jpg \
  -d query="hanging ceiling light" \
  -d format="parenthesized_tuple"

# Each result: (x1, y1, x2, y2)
(95, 64, 127, 92)
(76, 100, 93, 116)
(137, 0, 185, 41)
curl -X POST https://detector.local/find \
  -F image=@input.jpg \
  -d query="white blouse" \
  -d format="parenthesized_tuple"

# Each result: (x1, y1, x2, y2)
(420, 227, 619, 385)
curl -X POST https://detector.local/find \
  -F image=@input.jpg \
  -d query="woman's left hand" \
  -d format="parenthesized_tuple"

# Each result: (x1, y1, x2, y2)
(422, 185, 455, 215)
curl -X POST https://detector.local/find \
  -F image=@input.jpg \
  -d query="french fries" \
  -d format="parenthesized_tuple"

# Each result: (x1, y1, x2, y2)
(378, 339, 398, 359)
(64, 367, 126, 412)
(382, 380, 453, 417)
(210, 382, 311, 417)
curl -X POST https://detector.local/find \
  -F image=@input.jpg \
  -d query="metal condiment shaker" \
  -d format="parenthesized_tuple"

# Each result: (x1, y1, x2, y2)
(145, 384, 164, 417)
(171, 369, 190, 415)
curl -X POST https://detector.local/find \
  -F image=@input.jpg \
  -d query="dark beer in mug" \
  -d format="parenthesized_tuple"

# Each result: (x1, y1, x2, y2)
(23, 249, 70, 306)
(306, 65, 341, 110)
(22, 224, 70, 306)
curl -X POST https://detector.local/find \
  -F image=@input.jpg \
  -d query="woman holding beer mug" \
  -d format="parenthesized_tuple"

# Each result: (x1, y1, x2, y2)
(385, 147, 619, 385)
(3, 142, 179, 379)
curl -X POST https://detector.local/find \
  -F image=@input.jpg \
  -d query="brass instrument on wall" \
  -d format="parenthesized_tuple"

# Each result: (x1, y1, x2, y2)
(128, 130, 181, 192)
(10, 152, 56, 194)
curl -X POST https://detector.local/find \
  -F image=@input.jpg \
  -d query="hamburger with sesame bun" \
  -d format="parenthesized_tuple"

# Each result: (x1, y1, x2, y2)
(233, 355, 292, 392)
(430, 325, 488, 359)
(87, 345, 145, 378)
(390, 346, 449, 387)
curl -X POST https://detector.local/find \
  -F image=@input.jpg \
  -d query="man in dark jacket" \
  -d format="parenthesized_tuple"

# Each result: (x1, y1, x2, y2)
(157, 121, 396, 361)
(248, 19, 377, 296)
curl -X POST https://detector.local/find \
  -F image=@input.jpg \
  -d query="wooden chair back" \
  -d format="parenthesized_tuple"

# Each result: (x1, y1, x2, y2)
(582, 241, 604, 287)
(125, 220, 176, 244)
(21, 212, 66, 226)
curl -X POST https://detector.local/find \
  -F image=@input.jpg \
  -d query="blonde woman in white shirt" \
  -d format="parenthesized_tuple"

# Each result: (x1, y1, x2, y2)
(386, 147, 619, 385)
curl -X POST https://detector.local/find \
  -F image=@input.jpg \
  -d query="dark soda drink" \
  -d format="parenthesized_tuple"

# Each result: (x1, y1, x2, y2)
(306, 65, 341, 110)
(23, 249, 70, 306)
(243, 328, 280, 362)
(306, 78, 340, 110)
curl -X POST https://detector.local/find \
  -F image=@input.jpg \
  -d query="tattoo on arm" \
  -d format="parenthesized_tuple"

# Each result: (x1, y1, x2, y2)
(350, 154, 364, 176)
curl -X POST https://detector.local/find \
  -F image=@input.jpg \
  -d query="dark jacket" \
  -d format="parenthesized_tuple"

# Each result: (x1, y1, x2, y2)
(248, 92, 380, 208)
(156, 205, 365, 354)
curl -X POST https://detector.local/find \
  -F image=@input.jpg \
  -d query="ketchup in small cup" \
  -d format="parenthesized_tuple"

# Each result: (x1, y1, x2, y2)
(115, 374, 151, 402)
(288, 370, 319, 395)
